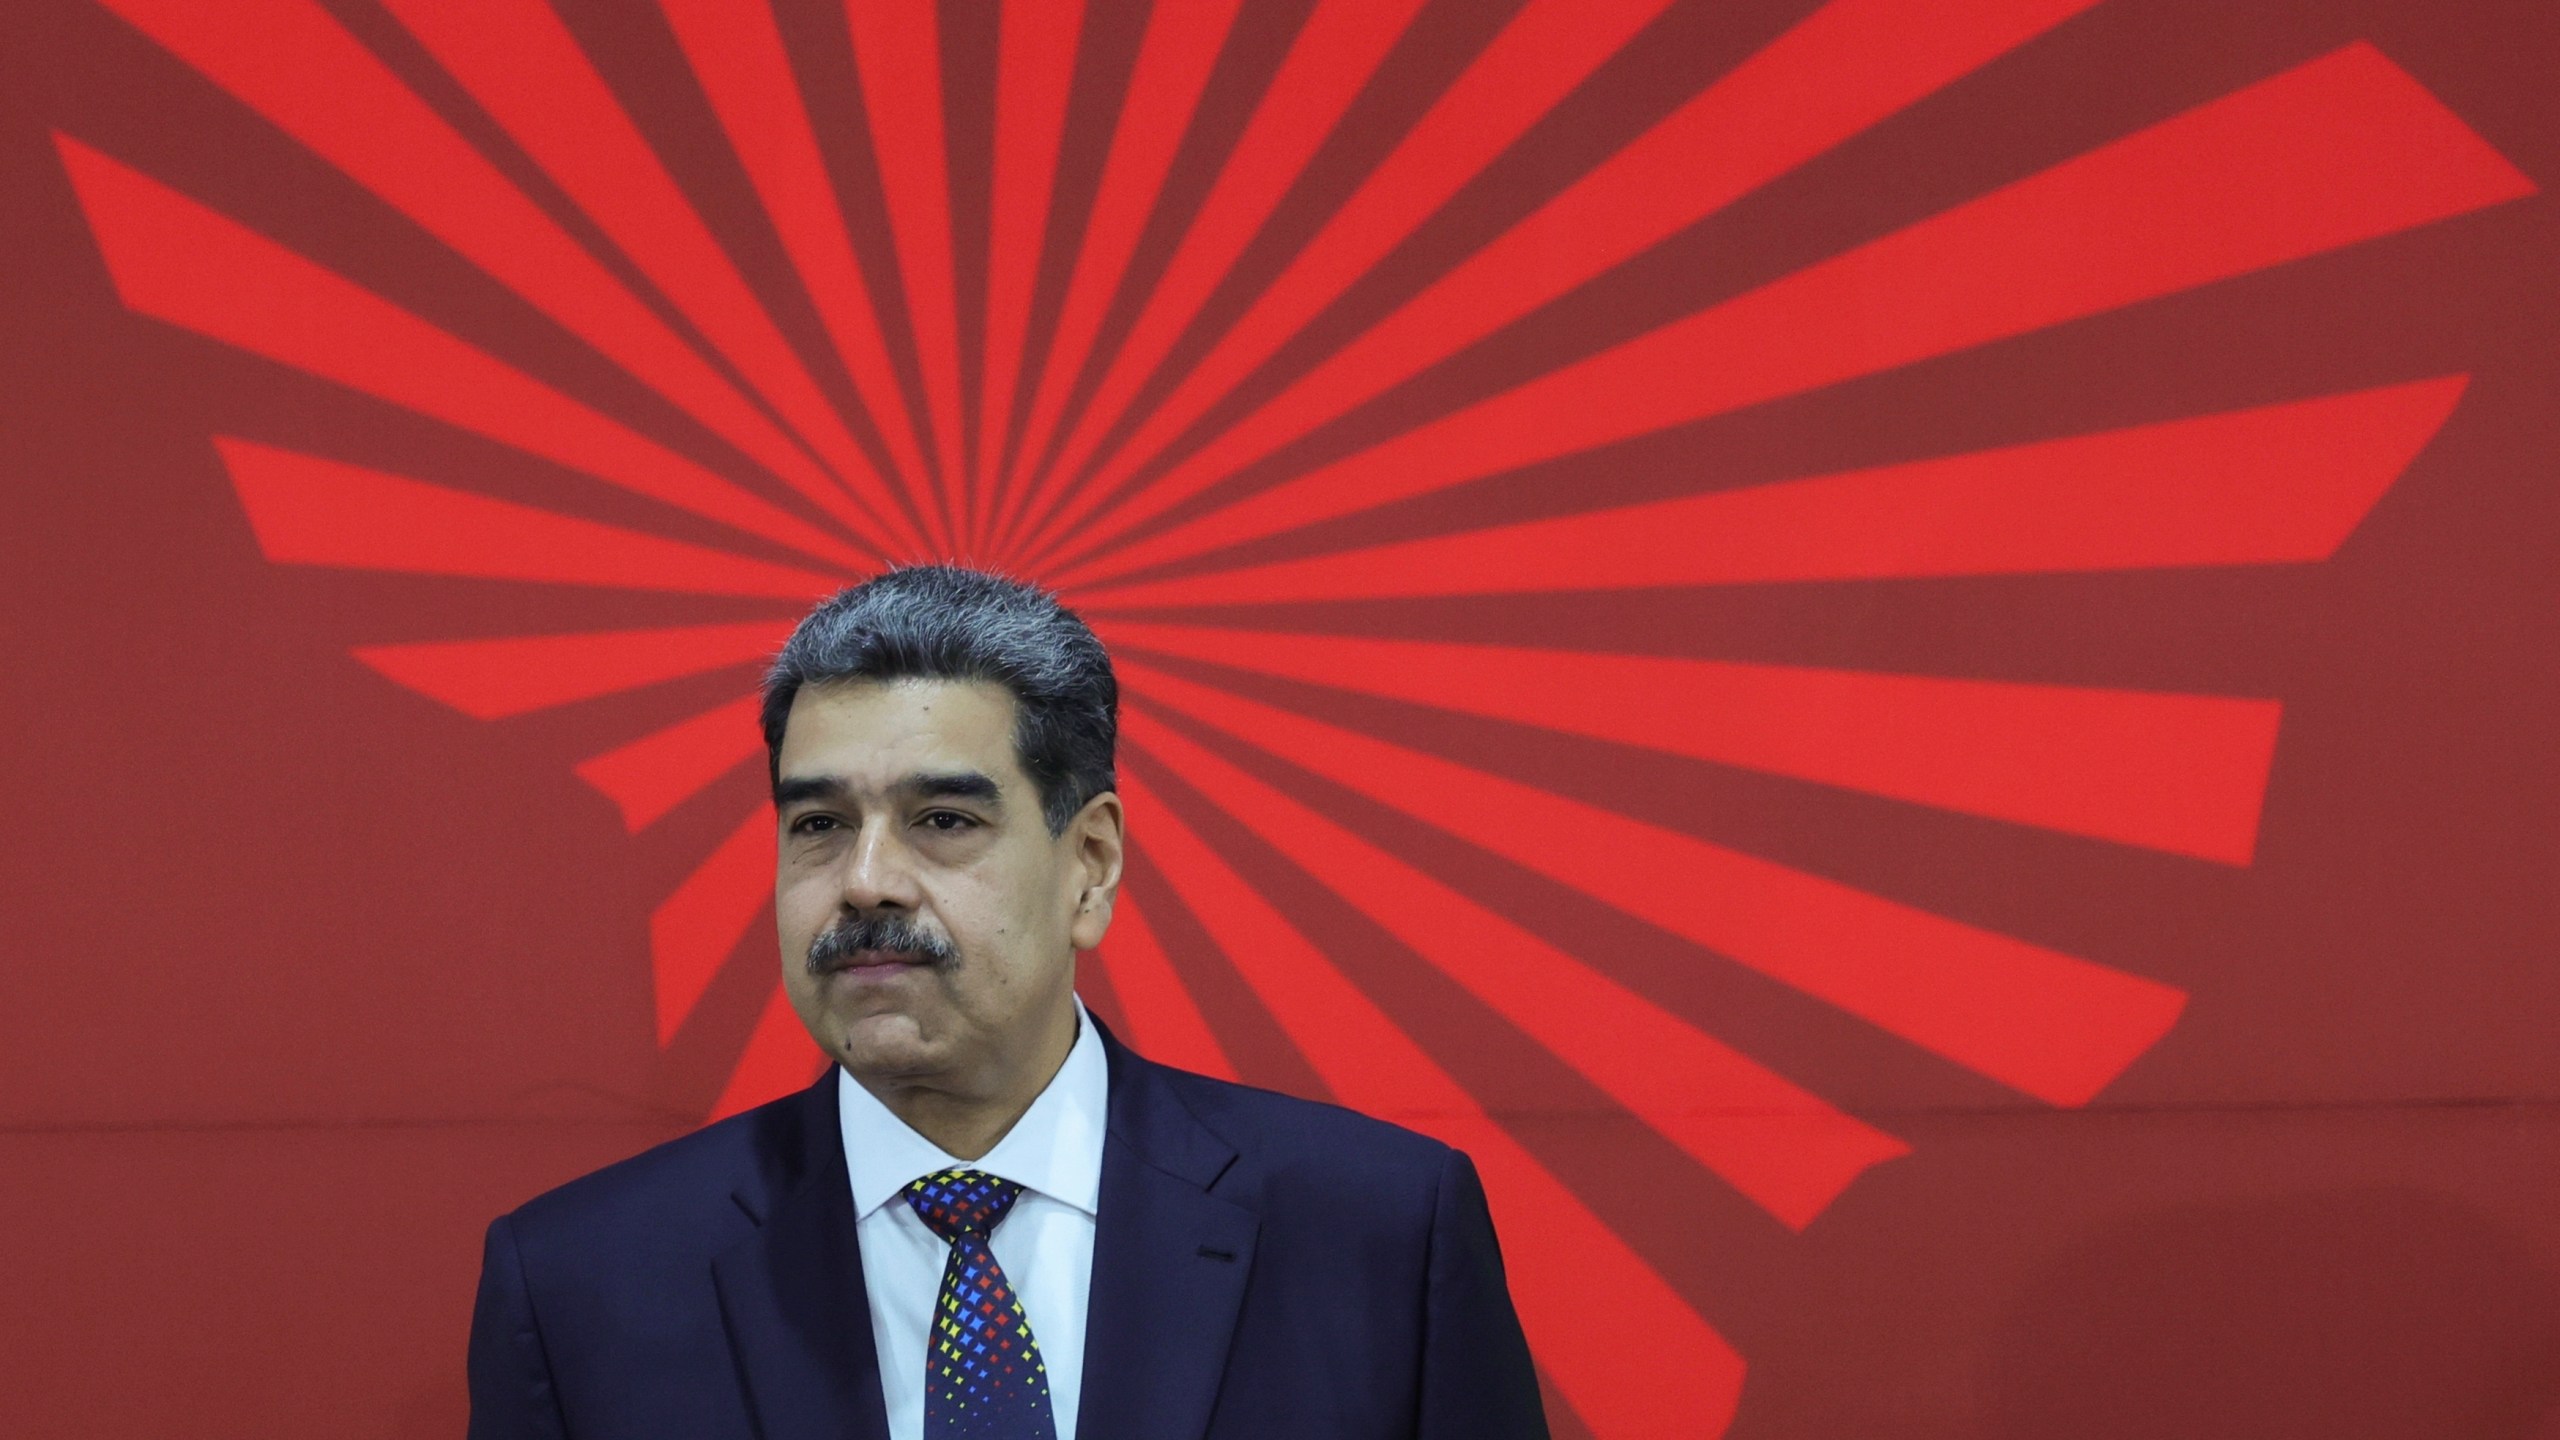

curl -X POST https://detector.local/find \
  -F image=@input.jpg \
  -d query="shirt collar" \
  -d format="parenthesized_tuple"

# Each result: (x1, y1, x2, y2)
(837, 999, 1109, 1221)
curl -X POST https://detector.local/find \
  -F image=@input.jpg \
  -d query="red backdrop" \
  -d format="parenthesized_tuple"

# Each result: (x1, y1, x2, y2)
(4, 1, 2557, 1435)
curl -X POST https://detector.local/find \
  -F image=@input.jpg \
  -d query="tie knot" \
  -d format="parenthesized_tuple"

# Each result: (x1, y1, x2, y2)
(904, 1169, 1025, 1243)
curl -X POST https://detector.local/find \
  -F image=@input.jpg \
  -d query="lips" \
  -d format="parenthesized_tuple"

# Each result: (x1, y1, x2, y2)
(822, 949, 932, 977)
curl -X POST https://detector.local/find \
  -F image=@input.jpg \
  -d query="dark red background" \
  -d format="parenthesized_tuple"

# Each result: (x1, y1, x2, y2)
(3, 1, 2557, 1435)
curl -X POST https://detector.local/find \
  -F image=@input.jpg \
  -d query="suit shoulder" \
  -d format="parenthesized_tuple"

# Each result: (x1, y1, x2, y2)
(1150, 1062, 1454, 1185)
(505, 1086, 809, 1246)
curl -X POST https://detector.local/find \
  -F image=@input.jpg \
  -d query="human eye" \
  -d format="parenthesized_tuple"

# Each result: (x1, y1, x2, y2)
(788, 812, 842, 835)
(918, 809, 979, 833)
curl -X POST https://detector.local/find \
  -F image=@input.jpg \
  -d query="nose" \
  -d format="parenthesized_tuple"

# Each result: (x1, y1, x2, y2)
(834, 814, 923, 912)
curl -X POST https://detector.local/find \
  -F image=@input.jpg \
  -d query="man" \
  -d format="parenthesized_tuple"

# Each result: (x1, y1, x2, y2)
(467, 565, 1549, 1439)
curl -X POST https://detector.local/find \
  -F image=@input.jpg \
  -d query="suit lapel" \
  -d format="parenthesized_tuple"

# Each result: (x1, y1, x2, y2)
(1077, 1029, 1260, 1440)
(711, 1071, 892, 1440)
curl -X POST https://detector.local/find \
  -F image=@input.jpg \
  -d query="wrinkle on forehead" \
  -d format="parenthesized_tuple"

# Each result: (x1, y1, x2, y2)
(776, 676, 1031, 804)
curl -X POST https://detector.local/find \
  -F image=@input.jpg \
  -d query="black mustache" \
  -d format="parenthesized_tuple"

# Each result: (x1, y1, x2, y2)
(807, 912, 957, 974)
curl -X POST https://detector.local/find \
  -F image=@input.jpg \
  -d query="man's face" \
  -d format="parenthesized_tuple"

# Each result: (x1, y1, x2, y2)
(773, 677, 1121, 1098)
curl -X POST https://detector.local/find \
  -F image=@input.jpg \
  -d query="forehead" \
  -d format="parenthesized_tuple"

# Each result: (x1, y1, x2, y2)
(777, 678, 1025, 787)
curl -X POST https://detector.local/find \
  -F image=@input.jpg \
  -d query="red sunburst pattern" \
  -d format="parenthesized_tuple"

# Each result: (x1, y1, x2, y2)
(56, 0, 2534, 1433)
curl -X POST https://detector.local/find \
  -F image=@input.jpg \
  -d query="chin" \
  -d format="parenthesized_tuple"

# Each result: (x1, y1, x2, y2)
(831, 1010, 949, 1080)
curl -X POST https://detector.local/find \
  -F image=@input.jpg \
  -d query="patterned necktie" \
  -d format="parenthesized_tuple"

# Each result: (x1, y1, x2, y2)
(903, 1169, 1059, 1440)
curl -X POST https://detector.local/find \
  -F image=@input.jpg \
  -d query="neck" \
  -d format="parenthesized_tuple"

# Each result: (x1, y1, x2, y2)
(859, 1001, 1080, 1160)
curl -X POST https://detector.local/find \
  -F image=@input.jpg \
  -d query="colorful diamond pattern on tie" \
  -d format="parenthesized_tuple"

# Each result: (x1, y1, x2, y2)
(905, 1169, 1058, 1440)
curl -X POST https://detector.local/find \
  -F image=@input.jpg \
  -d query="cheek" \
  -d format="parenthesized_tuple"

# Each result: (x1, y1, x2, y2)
(940, 865, 1071, 959)
(774, 873, 833, 945)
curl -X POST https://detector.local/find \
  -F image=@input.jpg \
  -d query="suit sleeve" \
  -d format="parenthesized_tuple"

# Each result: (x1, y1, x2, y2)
(1416, 1147, 1552, 1440)
(467, 1213, 572, 1440)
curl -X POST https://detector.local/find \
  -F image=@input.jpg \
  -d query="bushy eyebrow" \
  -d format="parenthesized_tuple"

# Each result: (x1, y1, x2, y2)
(905, 771, 1004, 809)
(771, 770, 1005, 810)
(772, 774, 848, 808)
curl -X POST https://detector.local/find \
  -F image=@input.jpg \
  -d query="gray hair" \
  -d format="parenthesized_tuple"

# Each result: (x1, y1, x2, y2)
(760, 565, 1117, 834)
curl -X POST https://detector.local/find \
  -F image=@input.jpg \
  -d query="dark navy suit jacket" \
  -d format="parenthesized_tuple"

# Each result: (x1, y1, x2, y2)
(467, 1023, 1549, 1439)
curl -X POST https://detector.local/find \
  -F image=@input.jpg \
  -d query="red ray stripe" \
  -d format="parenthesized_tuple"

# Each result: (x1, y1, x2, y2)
(658, 0, 937, 555)
(1015, 0, 1675, 560)
(1122, 772, 1745, 1436)
(844, 0, 967, 541)
(976, 0, 1084, 550)
(573, 694, 764, 833)
(1027, 0, 2104, 569)
(377, 0, 897, 538)
(216, 439, 843, 599)
(1126, 710, 1907, 1230)
(353, 619, 792, 719)
(651, 805, 776, 1044)
(1123, 661, 2186, 1107)
(95, 0, 890, 545)
(1088, 891, 1235, 1081)
(1109, 622, 2283, 864)
(999, 0, 1242, 510)
(1073, 378, 2468, 611)
(711, 981, 828, 1120)
(1049, 42, 2533, 585)
(58, 138, 872, 569)
(1007, 0, 1427, 550)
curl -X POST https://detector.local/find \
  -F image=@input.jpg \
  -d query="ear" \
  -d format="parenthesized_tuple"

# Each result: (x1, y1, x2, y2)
(1066, 789, 1125, 952)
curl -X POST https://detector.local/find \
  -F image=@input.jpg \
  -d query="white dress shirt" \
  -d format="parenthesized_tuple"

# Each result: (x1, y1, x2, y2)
(837, 1003, 1108, 1440)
